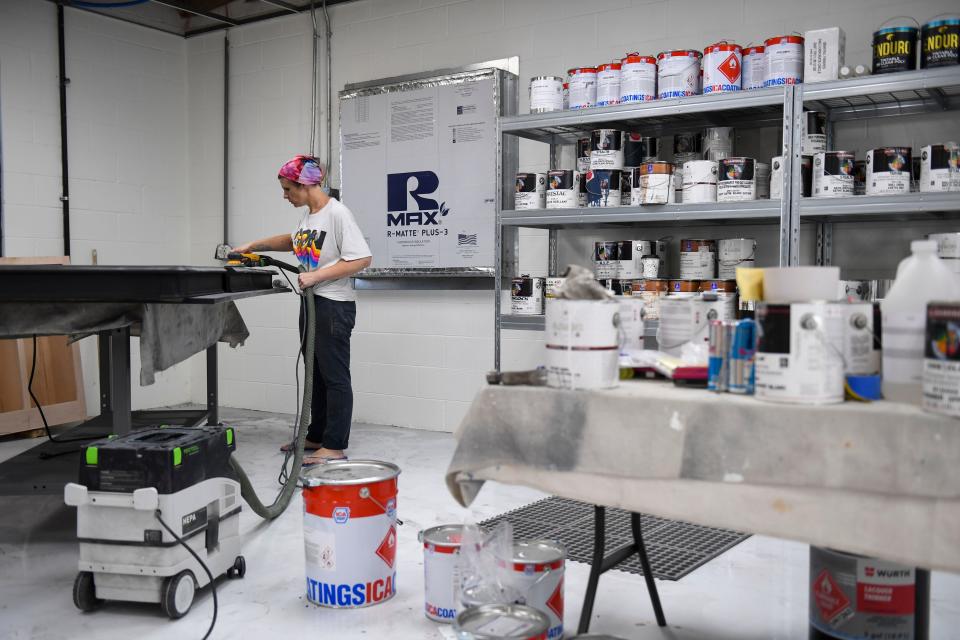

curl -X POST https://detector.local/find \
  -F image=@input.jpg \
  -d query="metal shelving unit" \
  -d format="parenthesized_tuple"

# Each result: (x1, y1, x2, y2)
(502, 200, 783, 229)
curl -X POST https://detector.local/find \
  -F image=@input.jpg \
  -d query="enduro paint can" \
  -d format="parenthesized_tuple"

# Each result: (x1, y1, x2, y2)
(813, 152, 855, 197)
(657, 50, 702, 98)
(680, 238, 716, 279)
(301, 460, 400, 609)
(576, 138, 591, 173)
(515, 173, 546, 209)
(802, 111, 827, 155)
(454, 603, 550, 640)
(593, 241, 619, 279)
(585, 170, 622, 207)
(619, 53, 658, 103)
(633, 162, 675, 205)
(634, 278, 669, 320)
(717, 157, 757, 202)
(922, 17, 960, 68)
(623, 133, 658, 166)
(866, 147, 912, 195)
(924, 302, 960, 417)
(763, 35, 804, 86)
(771, 156, 784, 199)
(742, 45, 766, 89)
(546, 170, 580, 209)
(717, 238, 756, 279)
(704, 127, 734, 161)
(755, 162, 770, 199)
(529, 76, 564, 113)
(873, 25, 918, 74)
(702, 42, 743, 93)
(568, 67, 597, 109)
(596, 62, 622, 107)
(421, 525, 464, 623)
(590, 129, 625, 170)
(511, 277, 545, 315)
(682, 160, 718, 203)
(920, 143, 960, 192)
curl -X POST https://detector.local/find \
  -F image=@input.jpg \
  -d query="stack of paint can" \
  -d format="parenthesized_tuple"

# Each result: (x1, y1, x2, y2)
(515, 172, 546, 209)
(619, 53, 658, 103)
(813, 151, 856, 198)
(763, 35, 804, 86)
(702, 42, 743, 93)
(657, 50, 702, 98)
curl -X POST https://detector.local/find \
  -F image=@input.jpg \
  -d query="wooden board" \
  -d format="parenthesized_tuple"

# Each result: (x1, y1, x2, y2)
(0, 256, 88, 437)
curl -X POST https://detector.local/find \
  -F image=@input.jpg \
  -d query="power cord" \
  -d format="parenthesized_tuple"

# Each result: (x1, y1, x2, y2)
(278, 293, 309, 488)
(154, 509, 218, 640)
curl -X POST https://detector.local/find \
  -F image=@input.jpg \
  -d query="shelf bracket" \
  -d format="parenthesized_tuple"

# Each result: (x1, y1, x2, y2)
(816, 222, 833, 266)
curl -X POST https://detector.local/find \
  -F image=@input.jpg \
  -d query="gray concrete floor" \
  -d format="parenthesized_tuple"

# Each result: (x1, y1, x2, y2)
(1, 407, 958, 639)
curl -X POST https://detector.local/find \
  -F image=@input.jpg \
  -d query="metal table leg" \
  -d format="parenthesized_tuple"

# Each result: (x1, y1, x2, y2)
(206, 344, 219, 426)
(100, 327, 132, 436)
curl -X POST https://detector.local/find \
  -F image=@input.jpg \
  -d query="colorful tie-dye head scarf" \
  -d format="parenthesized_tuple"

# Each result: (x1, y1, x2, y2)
(278, 155, 324, 186)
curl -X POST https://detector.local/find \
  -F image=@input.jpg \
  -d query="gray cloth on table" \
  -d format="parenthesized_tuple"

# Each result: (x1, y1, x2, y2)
(0, 302, 248, 385)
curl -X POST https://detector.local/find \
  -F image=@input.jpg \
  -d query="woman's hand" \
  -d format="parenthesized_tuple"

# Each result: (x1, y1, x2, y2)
(298, 270, 323, 289)
(232, 242, 254, 254)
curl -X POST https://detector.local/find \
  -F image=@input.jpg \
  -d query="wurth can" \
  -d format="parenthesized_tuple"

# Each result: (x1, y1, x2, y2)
(742, 45, 766, 89)
(657, 50, 702, 98)
(421, 525, 463, 623)
(504, 541, 566, 640)
(568, 67, 597, 109)
(763, 35, 804, 86)
(619, 53, 658, 103)
(596, 62, 622, 107)
(703, 42, 743, 93)
(866, 147, 912, 195)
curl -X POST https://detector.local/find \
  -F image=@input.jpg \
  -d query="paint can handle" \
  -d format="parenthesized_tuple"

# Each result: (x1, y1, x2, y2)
(358, 487, 402, 524)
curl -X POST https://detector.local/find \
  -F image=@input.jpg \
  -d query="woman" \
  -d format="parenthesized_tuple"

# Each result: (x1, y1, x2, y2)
(234, 155, 371, 465)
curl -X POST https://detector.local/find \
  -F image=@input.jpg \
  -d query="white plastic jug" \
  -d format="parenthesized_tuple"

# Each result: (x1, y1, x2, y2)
(881, 240, 960, 404)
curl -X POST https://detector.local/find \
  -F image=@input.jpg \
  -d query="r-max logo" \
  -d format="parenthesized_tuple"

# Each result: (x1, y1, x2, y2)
(386, 171, 450, 226)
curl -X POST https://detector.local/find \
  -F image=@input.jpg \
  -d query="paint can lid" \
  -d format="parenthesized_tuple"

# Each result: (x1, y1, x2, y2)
(704, 42, 743, 54)
(875, 26, 918, 34)
(570, 66, 597, 74)
(300, 459, 400, 487)
(598, 62, 622, 71)
(924, 18, 960, 28)
(658, 49, 703, 59)
(420, 524, 464, 547)
(511, 539, 566, 564)
(743, 45, 765, 54)
(622, 53, 657, 64)
(764, 35, 804, 45)
(531, 75, 564, 82)
(454, 603, 551, 639)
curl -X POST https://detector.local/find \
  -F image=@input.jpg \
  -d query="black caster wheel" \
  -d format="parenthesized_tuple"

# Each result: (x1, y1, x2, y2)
(161, 570, 196, 619)
(228, 555, 246, 579)
(73, 571, 102, 612)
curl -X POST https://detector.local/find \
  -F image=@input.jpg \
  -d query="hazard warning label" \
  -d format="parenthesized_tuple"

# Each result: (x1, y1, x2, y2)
(546, 576, 564, 619)
(719, 53, 741, 83)
(376, 525, 397, 568)
(812, 569, 853, 625)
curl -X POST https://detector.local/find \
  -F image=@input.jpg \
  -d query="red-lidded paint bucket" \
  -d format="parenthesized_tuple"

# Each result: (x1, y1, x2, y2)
(301, 460, 401, 608)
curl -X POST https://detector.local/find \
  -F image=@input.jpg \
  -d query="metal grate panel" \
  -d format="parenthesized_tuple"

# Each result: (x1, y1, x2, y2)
(480, 497, 749, 581)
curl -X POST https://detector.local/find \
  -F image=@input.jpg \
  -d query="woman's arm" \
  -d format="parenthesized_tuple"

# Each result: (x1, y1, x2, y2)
(233, 234, 294, 253)
(298, 256, 372, 288)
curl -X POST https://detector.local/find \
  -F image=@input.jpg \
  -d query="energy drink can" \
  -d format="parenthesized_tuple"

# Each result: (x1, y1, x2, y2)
(728, 318, 757, 394)
(708, 319, 732, 391)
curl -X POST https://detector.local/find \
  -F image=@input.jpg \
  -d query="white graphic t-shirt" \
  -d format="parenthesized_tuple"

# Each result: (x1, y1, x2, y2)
(291, 198, 372, 302)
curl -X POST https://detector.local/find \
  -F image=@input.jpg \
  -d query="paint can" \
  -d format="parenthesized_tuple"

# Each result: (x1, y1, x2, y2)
(668, 279, 701, 299)
(421, 525, 464, 623)
(562, 82, 569, 110)
(301, 460, 400, 608)
(924, 301, 960, 417)
(631, 162, 674, 205)
(511, 277, 545, 315)
(854, 160, 867, 195)
(590, 129, 625, 170)
(657, 50, 702, 98)
(515, 173, 546, 209)
(755, 162, 770, 199)
(682, 160, 718, 203)
(717, 157, 757, 202)
(840, 302, 880, 376)
(619, 296, 646, 357)
(919, 143, 960, 192)
(813, 152, 855, 198)
(802, 111, 827, 155)
(545, 277, 566, 299)
(680, 238, 716, 279)
(545, 299, 620, 390)
(922, 16, 960, 68)
(674, 131, 703, 157)
(839, 280, 872, 302)
(873, 24, 919, 74)
(770, 156, 784, 199)
(633, 279, 669, 320)
(568, 67, 598, 109)
(704, 127, 734, 161)
(578, 174, 589, 207)
(529, 76, 564, 114)
(619, 53, 658, 103)
(585, 170, 622, 207)
(801, 154, 814, 196)
(742, 45, 766, 89)
(454, 603, 550, 640)
(620, 171, 633, 206)
(623, 133, 659, 166)
(809, 547, 927, 640)
(866, 147, 912, 195)
(702, 42, 743, 93)
(717, 238, 756, 279)
(928, 233, 960, 274)
(546, 170, 581, 209)
(700, 280, 738, 321)
(576, 138, 591, 173)
(599, 279, 632, 296)
(617, 240, 667, 278)
(755, 302, 846, 404)
(763, 35, 804, 86)
(593, 241, 618, 279)
(596, 62, 622, 107)
(657, 297, 712, 356)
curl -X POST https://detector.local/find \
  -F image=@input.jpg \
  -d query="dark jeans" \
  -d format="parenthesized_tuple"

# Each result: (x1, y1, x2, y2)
(299, 295, 356, 450)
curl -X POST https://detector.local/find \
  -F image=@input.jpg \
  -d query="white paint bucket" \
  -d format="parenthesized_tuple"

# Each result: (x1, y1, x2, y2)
(680, 238, 717, 279)
(545, 299, 620, 390)
(504, 541, 566, 640)
(920, 143, 960, 192)
(813, 151, 855, 198)
(802, 111, 827, 155)
(421, 524, 464, 623)
(717, 238, 756, 279)
(699, 280, 739, 322)
(596, 62, 621, 107)
(865, 147, 912, 195)
(619, 53, 657, 103)
(742, 45, 766, 89)
(511, 277, 545, 315)
(657, 50, 702, 98)
(545, 277, 566, 299)
(763, 35, 804, 86)
(585, 170, 622, 207)
(515, 173, 546, 209)
(717, 157, 757, 202)
(840, 302, 879, 376)
(568, 67, 597, 110)
(682, 160, 718, 203)
(702, 42, 743, 93)
(301, 460, 400, 608)
(546, 170, 580, 209)
(590, 129, 624, 170)
(657, 297, 712, 356)
(770, 155, 784, 199)
(755, 302, 845, 404)
(755, 162, 770, 199)
(454, 603, 550, 640)
(704, 126, 734, 161)
(529, 76, 564, 114)
(618, 296, 646, 356)
(634, 279, 668, 320)
(632, 162, 675, 205)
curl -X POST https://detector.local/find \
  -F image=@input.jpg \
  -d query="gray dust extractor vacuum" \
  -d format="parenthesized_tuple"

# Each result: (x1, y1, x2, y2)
(64, 425, 245, 618)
